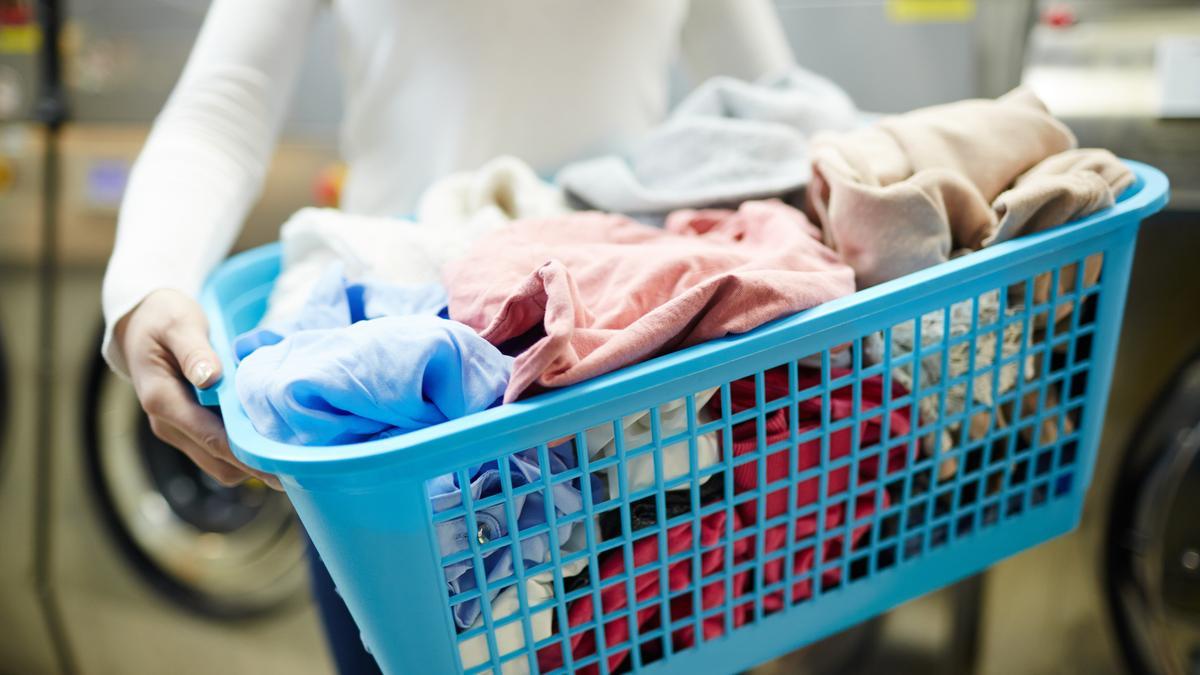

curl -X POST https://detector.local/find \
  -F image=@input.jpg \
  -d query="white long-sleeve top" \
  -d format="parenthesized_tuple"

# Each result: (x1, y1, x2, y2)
(100, 0, 794, 375)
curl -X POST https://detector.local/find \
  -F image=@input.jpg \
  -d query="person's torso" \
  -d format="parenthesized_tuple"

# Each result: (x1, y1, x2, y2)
(329, 0, 689, 215)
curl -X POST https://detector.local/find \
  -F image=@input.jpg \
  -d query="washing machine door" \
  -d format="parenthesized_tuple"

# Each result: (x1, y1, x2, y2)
(85, 349, 308, 617)
(1108, 352, 1200, 675)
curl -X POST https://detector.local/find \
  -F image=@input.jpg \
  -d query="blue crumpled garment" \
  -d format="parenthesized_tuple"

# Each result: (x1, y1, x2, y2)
(234, 266, 512, 445)
(430, 443, 604, 630)
(234, 264, 449, 361)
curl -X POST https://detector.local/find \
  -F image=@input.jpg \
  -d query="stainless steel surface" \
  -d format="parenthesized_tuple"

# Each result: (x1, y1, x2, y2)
(0, 124, 43, 264)
(1022, 5, 1200, 208)
(2, 0, 343, 668)
(0, 120, 341, 673)
(0, 263, 59, 675)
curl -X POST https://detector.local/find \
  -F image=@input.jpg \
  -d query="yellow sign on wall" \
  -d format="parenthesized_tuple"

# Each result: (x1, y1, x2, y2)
(887, 0, 976, 23)
(0, 24, 41, 54)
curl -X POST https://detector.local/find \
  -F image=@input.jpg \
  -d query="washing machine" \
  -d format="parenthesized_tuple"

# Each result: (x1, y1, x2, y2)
(0, 125, 343, 675)
(0, 0, 348, 671)
(39, 124, 339, 675)
(0, 121, 62, 675)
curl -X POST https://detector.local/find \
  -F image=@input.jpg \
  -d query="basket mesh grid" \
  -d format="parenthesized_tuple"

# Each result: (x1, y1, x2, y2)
(428, 251, 1105, 675)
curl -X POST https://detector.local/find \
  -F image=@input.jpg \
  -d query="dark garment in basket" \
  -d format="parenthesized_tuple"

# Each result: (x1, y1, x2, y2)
(597, 472, 727, 541)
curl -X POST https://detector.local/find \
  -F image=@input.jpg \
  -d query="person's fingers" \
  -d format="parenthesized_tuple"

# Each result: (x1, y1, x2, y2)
(158, 302, 223, 389)
(121, 291, 285, 491)
(140, 372, 246, 468)
(147, 416, 247, 488)
(138, 372, 284, 490)
(251, 470, 284, 492)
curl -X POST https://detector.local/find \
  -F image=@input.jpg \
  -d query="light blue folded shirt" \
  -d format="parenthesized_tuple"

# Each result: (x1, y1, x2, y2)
(235, 266, 512, 446)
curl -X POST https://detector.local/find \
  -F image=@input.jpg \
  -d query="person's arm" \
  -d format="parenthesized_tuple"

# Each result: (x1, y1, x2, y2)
(102, 0, 320, 488)
(680, 0, 796, 83)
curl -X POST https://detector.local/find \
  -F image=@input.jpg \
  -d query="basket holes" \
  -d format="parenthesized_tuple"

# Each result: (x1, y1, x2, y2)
(1009, 458, 1030, 488)
(876, 545, 897, 571)
(985, 469, 1006, 494)
(918, 392, 940, 421)
(904, 501, 928, 531)
(831, 382, 854, 413)
(640, 636, 665, 662)
(955, 513, 975, 538)
(1082, 253, 1104, 288)
(930, 523, 950, 550)
(933, 493, 953, 520)
(959, 480, 980, 506)
(1006, 280, 1029, 311)
(1034, 450, 1054, 477)
(890, 320, 916, 358)
(1060, 440, 1079, 467)
(1035, 413, 1063, 448)
(964, 447, 984, 475)
(937, 454, 959, 484)
(1054, 473, 1075, 497)
(852, 452, 882, 485)
(797, 351, 822, 370)
(1069, 370, 1090, 399)
(920, 308, 947, 343)
(884, 477, 905, 500)
(967, 409, 993, 444)
(902, 534, 924, 561)
(916, 465, 938, 495)
(920, 349, 945, 380)
(820, 573, 843, 594)
(981, 502, 1002, 527)
(1030, 483, 1049, 507)
(949, 297, 974, 324)
(852, 492, 880, 521)
(879, 513, 900, 539)
(976, 293, 1000, 327)
(1032, 308, 1050, 333)
(1005, 493, 1025, 518)
(947, 380, 967, 409)
(849, 556, 871, 582)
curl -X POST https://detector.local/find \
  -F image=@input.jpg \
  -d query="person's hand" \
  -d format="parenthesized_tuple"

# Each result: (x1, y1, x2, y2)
(116, 289, 283, 491)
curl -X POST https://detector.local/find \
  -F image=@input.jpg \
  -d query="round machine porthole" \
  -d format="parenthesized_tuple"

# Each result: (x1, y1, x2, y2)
(84, 348, 308, 617)
(1107, 351, 1200, 675)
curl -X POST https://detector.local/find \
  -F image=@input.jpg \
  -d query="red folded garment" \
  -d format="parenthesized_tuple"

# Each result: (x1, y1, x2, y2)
(717, 366, 911, 609)
(537, 510, 751, 674)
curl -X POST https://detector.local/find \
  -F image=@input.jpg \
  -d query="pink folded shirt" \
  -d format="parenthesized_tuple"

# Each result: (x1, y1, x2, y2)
(445, 200, 856, 401)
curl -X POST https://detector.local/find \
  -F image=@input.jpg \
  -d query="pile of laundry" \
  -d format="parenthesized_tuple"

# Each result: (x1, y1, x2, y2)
(232, 67, 1133, 673)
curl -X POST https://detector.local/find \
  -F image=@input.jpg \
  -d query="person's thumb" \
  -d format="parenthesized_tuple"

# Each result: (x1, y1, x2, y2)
(161, 305, 223, 389)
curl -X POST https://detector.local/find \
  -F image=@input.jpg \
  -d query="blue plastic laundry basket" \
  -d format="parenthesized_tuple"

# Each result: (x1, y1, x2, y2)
(199, 161, 1167, 675)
